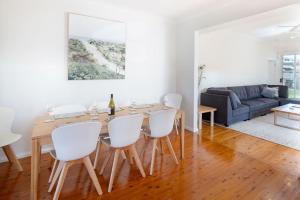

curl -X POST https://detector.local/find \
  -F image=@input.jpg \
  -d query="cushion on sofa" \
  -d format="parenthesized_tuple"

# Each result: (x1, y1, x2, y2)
(241, 100, 271, 111)
(228, 86, 248, 100)
(232, 92, 241, 105)
(206, 89, 240, 109)
(232, 104, 249, 117)
(261, 87, 279, 98)
(245, 85, 262, 99)
(256, 98, 279, 107)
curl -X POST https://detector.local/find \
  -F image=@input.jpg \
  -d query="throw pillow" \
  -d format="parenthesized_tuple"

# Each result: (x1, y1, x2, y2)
(207, 89, 240, 109)
(231, 92, 241, 106)
(261, 87, 279, 98)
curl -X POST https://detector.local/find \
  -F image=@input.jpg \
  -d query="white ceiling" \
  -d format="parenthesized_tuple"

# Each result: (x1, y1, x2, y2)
(226, 4, 300, 41)
(91, 0, 300, 20)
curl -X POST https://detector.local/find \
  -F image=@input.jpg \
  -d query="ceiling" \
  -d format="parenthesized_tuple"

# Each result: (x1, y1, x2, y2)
(91, 0, 300, 20)
(229, 4, 300, 41)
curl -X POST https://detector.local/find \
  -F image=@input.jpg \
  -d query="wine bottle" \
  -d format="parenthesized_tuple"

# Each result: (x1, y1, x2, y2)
(108, 94, 115, 115)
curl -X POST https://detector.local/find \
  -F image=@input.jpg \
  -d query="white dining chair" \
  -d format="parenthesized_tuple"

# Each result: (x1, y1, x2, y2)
(47, 104, 88, 180)
(91, 100, 129, 170)
(163, 93, 182, 135)
(144, 109, 179, 175)
(0, 107, 23, 171)
(48, 121, 103, 200)
(98, 114, 146, 192)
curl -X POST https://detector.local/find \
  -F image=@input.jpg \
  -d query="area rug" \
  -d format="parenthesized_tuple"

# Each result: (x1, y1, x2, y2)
(229, 113, 300, 150)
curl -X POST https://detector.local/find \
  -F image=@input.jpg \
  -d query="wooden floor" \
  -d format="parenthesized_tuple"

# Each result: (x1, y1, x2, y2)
(2, 124, 300, 199)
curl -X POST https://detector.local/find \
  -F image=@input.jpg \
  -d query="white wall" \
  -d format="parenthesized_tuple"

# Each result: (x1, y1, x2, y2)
(198, 29, 277, 90)
(273, 38, 300, 55)
(0, 0, 176, 161)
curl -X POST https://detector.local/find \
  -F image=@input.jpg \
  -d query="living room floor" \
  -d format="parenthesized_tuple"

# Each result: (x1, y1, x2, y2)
(1, 124, 300, 199)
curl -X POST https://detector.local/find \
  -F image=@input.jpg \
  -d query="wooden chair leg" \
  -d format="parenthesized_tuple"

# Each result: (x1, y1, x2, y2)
(143, 134, 148, 140)
(48, 159, 58, 183)
(121, 150, 127, 160)
(150, 138, 158, 176)
(128, 149, 134, 165)
(108, 149, 120, 192)
(93, 140, 101, 169)
(175, 119, 179, 135)
(53, 162, 70, 200)
(164, 136, 179, 164)
(99, 150, 113, 175)
(83, 156, 103, 195)
(2, 145, 23, 171)
(130, 145, 146, 177)
(48, 161, 64, 192)
(159, 139, 163, 155)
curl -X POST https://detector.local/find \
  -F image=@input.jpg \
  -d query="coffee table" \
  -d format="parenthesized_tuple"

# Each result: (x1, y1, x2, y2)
(271, 103, 300, 130)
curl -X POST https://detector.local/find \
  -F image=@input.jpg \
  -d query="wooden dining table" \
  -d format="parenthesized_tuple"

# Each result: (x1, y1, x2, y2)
(30, 104, 185, 200)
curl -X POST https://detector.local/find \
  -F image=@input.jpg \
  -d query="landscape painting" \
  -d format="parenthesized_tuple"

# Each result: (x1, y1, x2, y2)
(68, 13, 126, 80)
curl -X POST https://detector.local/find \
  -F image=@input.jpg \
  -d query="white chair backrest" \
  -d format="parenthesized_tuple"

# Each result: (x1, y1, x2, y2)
(52, 121, 101, 161)
(108, 114, 143, 148)
(50, 104, 87, 116)
(149, 109, 177, 137)
(164, 93, 182, 110)
(0, 107, 14, 134)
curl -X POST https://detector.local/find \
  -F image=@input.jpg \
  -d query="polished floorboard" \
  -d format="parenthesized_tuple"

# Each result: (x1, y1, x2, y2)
(1, 124, 300, 199)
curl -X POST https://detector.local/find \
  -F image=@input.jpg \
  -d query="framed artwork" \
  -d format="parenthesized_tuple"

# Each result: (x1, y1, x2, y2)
(68, 13, 126, 80)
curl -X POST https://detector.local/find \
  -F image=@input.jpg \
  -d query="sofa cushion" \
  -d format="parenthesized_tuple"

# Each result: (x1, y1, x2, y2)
(232, 104, 249, 117)
(206, 89, 240, 109)
(261, 87, 279, 98)
(256, 98, 279, 107)
(232, 92, 241, 105)
(228, 86, 248, 100)
(241, 100, 271, 111)
(245, 85, 262, 99)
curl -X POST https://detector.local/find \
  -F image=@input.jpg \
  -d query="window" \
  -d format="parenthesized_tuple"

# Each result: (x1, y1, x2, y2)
(282, 54, 300, 98)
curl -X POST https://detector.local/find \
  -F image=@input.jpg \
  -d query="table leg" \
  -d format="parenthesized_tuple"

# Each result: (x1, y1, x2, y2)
(210, 111, 214, 127)
(31, 138, 40, 200)
(180, 112, 185, 159)
(199, 113, 202, 130)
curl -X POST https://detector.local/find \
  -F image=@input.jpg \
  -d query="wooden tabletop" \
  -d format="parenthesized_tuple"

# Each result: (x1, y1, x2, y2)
(32, 104, 183, 139)
(199, 105, 217, 114)
(271, 103, 300, 116)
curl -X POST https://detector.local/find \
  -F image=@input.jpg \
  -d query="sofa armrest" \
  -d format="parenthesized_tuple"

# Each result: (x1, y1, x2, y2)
(201, 93, 232, 125)
(268, 85, 288, 98)
(206, 89, 239, 109)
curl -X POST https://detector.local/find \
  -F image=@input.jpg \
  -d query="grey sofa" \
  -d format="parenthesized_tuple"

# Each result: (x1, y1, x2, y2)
(201, 84, 292, 126)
